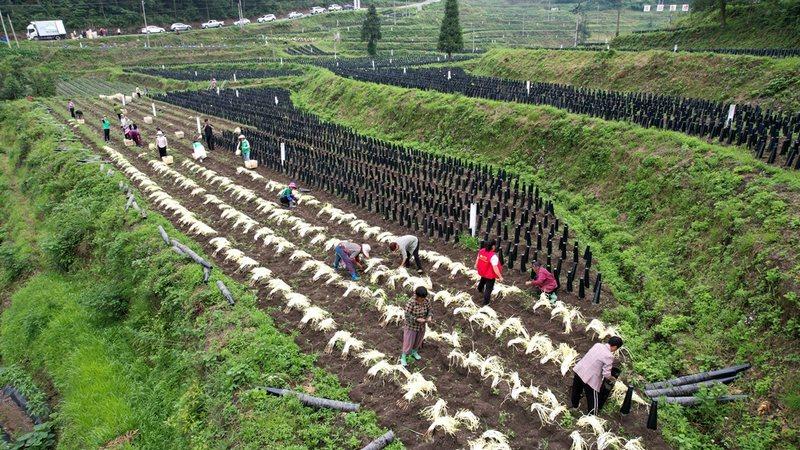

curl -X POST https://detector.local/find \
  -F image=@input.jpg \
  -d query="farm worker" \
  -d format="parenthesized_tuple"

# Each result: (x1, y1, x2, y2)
(128, 124, 142, 147)
(116, 28, 121, 35)
(401, 286, 432, 367)
(570, 336, 623, 415)
(203, 119, 215, 151)
(135, 87, 142, 98)
(210, 78, 217, 90)
(101, 116, 111, 142)
(332, 241, 371, 281)
(279, 182, 299, 208)
(389, 235, 423, 274)
(191, 135, 207, 162)
(68, 99, 75, 118)
(120, 114, 132, 130)
(114, 104, 122, 121)
(236, 134, 251, 162)
(526, 260, 558, 304)
(155, 129, 168, 157)
(475, 241, 503, 306)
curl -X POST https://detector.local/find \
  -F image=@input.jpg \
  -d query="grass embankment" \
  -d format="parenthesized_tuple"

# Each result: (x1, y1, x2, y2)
(462, 48, 800, 111)
(0, 101, 399, 449)
(612, 2, 800, 50)
(287, 70, 800, 449)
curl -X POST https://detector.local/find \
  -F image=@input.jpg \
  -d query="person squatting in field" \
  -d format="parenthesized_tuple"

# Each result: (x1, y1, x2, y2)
(475, 240, 503, 306)
(571, 336, 623, 415)
(526, 260, 558, 304)
(279, 182, 299, 208)
(401, 286, 432, 367)
(332, 241, 371, 281)
(389, 234, 423, 274)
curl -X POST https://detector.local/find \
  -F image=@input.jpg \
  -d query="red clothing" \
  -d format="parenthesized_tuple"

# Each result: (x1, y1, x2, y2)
(531, 267, 557, 292)
(476, 248, 500, 279)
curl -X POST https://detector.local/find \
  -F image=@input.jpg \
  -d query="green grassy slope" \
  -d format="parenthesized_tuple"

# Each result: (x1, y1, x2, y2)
(612, 2, 800, 49)
(284, 69, 800, 449)
(0, 101, 399, 449)
(462, 48, 800, 110)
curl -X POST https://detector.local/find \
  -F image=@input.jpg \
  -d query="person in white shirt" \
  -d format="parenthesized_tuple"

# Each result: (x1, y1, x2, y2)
(388, 234, 423, 274)
(155, 129, 168, 158)
(191, 135, 207, 162)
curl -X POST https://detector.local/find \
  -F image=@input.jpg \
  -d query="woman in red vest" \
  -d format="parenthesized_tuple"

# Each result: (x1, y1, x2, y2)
(474, 241, 503, 306)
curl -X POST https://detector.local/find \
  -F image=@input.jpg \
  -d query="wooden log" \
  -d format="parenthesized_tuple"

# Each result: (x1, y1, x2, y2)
(171, 239, 213, 269)
(361, 431, 395, 450)
(216, 280, 235, 305)
(157, 225, 171, 245)
(263, 387, 360, 412)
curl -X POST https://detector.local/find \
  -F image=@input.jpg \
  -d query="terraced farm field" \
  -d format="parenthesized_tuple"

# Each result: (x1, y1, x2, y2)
(44, 88, 666, 449)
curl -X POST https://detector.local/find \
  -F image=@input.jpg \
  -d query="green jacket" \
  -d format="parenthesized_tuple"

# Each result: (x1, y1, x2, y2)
(239, 139, 251, 155)
(102, 119, 111, 130)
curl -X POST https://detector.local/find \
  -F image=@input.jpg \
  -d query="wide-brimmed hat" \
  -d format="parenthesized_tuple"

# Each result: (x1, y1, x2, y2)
(289, 182, 297, 188)
(156, 130, 163, 135)
(238, 134, 245, 139)
(361, 243, 371, 258)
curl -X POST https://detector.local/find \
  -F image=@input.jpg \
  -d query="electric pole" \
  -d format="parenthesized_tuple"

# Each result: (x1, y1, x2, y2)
(141, 0, 150, 48)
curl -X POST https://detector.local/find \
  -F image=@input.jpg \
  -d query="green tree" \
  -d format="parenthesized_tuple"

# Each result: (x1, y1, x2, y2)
(360, 4, 382, 57)
(437, 0, 463, 58)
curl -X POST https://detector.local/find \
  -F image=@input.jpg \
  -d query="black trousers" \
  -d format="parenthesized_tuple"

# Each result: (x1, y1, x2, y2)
(103, 129, 110, 141)
(570, 372, 609, 414)
(403, 244, 422, 270)
(158, 146, 167, 158)
(477, 277, 496, 305)
(204, 133, 215, 151)
(69, 107, 75, 118)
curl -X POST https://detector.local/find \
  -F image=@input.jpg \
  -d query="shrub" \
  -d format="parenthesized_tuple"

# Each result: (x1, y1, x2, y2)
(79, 283, 130, 324)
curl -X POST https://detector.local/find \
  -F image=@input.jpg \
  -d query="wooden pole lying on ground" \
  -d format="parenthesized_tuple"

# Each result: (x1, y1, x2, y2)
(262, 387, 360, 412)
(361, 431, 395, 450)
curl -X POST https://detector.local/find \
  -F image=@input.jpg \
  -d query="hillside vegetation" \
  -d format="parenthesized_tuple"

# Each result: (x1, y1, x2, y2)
(287, 69, 800, 449)
(612, 1, 800, 49)
(0, 101, 397, 449)
(462, 48, 800, 111)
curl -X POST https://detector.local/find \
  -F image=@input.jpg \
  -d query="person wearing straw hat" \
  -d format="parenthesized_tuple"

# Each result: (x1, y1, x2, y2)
(236, 134, 251, 163)
(400, 286, 432, 367)
(155, 129, 168, 158)
(279, 182, 299, 208)
(192, 135, 207, 162)
(332, 241, 371, 281)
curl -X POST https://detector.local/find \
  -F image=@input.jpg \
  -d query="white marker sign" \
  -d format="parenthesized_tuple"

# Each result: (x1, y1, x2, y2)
(152, 103, 157, 117)
(196, 116, 201, 134)
(681, 4, 689, 11)
(469, 203, 477, 237)
(280, 142, 286, 165)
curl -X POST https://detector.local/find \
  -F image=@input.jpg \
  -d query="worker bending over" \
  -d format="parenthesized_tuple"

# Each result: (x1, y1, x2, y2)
(389, 234, 423, 274)
(571, 336, 623, 415)
(332, 241, 371, 281)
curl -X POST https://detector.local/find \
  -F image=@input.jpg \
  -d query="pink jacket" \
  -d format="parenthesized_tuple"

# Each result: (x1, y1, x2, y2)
(573, 343, 615, 391)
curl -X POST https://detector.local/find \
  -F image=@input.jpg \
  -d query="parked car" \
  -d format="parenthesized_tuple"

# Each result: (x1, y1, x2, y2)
(170, 23, 192, 31)
(311, 6, 326, 14)
(328, 4, 342, 11)
(233, 18, 251, 26)
(257, 14, 276, 23)
(141, 25, 165, 34)
(287, 11, 305, 19)
(201, 20, 224, 29)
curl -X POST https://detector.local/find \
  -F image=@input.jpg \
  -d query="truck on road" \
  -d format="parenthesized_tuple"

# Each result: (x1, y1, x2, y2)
(26, 20, 67, 40)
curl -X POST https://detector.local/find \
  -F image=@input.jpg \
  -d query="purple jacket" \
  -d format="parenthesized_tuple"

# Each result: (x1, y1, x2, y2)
(573, 343, 615, 391)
